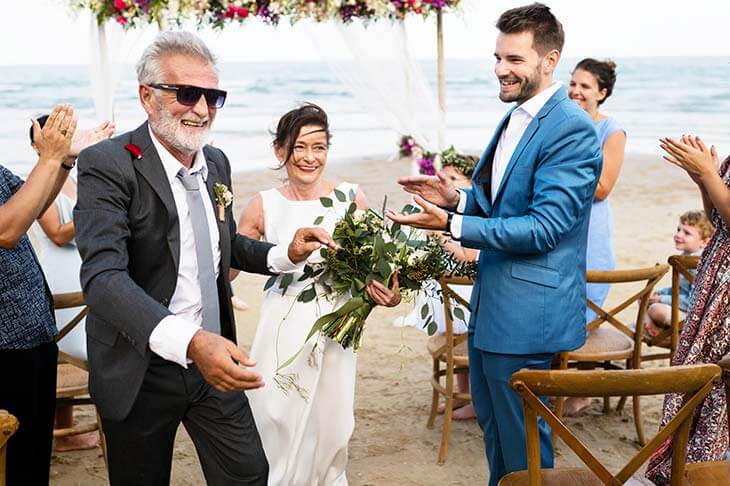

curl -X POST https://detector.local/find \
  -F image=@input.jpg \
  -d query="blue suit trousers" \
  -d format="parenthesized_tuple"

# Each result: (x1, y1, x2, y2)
(468, 335, 554, 486)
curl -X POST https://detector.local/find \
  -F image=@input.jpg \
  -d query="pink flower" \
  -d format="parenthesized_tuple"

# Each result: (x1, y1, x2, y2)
(225, 6, 236, 18)
(237, 7, 250, 18)
(124, 143, 142, 159)
(114, 0, 126, 11)
(116, 16, 128, 25)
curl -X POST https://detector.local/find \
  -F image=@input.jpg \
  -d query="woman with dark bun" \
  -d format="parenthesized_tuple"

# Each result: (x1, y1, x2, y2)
(564, 58, 627, 416)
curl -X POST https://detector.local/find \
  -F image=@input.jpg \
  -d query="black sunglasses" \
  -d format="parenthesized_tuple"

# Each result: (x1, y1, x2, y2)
(149, 83, 227, 109)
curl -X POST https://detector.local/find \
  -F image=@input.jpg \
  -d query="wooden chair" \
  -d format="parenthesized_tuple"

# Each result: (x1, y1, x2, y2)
(554, 264, 670, 446)
(0, 410, 19, 486)
(500, 364, 721, 486)
(426, 276, 473, 464)
(52, 292, 106, 462)
(683, 354, 730, 484)
(641, 255, 699, 363)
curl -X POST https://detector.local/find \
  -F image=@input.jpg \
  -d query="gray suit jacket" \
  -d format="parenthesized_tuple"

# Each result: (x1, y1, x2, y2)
(74, 122, 273, 421)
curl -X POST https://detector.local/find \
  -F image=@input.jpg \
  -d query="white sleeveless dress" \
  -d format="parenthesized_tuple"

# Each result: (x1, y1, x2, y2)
(248, 182, 358, 486)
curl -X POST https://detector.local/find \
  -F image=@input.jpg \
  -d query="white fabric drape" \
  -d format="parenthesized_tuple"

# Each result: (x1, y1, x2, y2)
(88, 14, 149, 122)
(307, 19, 442, 152)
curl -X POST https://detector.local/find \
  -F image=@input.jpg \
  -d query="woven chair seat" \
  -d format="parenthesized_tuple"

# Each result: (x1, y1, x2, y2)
(57, 363, 89, 398)
(566, 326, 634, 361)
(685, 461, 730, 485)
(500, 468, 659, 485)
(427, 335, 469, 367)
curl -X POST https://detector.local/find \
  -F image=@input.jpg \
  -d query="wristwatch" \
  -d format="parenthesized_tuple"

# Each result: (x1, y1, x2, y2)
(61, 159, 76, 171)
(445, 211, 454, 234)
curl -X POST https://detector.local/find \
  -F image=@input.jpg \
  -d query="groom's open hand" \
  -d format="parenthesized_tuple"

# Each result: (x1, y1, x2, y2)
(187, 330, 264, 392)
(385, 195, 448, 231)
(287, 227, 339, 264)
(397, 171, 461, 210)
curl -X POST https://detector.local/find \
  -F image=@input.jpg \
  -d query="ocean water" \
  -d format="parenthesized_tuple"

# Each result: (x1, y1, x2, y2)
(2, 57, 729, 176)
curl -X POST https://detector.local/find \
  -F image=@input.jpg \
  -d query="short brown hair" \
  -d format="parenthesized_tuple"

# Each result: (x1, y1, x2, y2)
(496, 3, 564, 56)
(680, 210, 714, 240)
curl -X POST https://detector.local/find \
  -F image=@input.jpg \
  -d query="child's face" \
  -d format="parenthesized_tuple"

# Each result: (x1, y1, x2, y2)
(674, 222, 708, 253)
(443, 166, 472, 190)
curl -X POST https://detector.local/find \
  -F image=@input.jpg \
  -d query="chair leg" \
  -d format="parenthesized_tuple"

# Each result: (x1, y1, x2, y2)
(633, 395, 646, 446)
(603, 396, 611, 413)
(438, 394, 453, 465)
(552, 353, 568, 447)
(427, 359, 440, 429)
(96, 410, 108, 469)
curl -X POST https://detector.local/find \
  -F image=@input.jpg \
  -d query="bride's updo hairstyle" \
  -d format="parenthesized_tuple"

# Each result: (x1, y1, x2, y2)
(272, 103, 331, 169)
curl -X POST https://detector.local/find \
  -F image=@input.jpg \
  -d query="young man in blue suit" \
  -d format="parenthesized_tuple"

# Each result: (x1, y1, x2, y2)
(387, 3, 602, 484)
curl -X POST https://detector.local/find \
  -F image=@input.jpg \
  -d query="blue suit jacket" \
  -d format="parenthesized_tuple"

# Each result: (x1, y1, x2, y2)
(461, 87, 602, 355)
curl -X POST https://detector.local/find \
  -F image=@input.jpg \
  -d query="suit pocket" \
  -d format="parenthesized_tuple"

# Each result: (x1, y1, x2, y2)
(87, 318, 119, 346)
(511, 262, 560, 289)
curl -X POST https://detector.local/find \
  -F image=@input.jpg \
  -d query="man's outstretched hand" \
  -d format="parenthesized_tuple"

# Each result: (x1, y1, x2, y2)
(187, 330, 264, 392)
(287, 227, 339, 264)
(385, 195, 448, 230)
(397, 171, 461, 210)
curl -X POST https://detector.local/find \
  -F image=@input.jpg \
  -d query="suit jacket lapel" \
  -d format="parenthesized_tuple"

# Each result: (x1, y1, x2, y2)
(491, 88, 566, 207)
(203, 148, 230, 274)
(131, 122, 181, 272)
(472, 108, 514, 212)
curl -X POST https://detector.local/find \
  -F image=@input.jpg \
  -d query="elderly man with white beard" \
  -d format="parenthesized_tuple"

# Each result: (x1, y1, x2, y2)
(74, 31, 334, 486)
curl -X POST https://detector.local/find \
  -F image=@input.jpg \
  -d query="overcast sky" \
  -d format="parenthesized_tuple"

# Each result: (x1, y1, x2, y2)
(1, 0, 729, 65)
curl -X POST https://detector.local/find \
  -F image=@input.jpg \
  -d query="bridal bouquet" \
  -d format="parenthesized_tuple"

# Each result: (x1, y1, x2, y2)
(273, 193, 446, 365)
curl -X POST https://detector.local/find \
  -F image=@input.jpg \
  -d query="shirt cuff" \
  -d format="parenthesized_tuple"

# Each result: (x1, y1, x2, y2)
(451, 214, 463, 240)
(267, 244, 306, 273)
(148, 315, 200, 368)
(456, 189, 466, 214)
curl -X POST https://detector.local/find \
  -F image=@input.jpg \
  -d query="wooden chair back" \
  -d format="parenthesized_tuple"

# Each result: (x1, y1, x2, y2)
(438, 276, 473, 359)
(668, 255, 699, 359)
(510, 364, 721, 486)
(0, 410, 19, 486)
(586, 264, 669, 337)
(53, 291, 89, 371)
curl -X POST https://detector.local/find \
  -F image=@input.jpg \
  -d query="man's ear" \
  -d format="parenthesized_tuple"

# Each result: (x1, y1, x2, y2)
(543, 49, 560, 75)
(139, 85, 155, 116)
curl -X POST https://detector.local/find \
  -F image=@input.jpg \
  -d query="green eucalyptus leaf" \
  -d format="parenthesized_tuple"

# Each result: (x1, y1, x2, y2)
(454, 307, 466, 321)
(320, 197, 333, 208)
(427, 321, 438, 336)
(349, 188, 356, 201)
(279, 273, 294, 291)
(298, 286, 317, 303)
(420, 303, 429, 319)
(334, 189, 346, 202)
(313, 215, 324, 225)
(347, 202, 357, 215)
(263, 275, 278, 291)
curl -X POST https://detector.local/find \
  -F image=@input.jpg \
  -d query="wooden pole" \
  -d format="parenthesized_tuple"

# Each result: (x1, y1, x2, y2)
(436, 10, 446, 149)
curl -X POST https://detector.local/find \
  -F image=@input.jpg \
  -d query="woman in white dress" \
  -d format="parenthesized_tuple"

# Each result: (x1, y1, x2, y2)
(238, 104, 401, 485)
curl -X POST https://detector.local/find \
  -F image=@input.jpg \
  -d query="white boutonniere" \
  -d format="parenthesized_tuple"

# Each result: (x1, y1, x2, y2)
(213, 183, 233, 222)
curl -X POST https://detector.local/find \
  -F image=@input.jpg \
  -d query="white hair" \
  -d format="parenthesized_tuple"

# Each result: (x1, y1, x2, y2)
(136, 31, 218, 85)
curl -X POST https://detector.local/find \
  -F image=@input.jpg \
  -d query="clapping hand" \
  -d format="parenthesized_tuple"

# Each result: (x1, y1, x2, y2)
(32, 104, 76, 163)
(287, 227, 339, 264)
(397, 171, 461, 209)
(69, 120, 115, 157)
(660, 135, 719, 185)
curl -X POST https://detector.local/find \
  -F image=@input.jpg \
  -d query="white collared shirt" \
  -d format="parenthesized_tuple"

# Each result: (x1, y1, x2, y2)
(147, 127, 301, 366)
(452, 82, 562, 238)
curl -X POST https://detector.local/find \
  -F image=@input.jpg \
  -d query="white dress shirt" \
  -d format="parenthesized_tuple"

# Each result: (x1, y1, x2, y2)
(147, 127, 301, 366)
(451, 82, 562, 238)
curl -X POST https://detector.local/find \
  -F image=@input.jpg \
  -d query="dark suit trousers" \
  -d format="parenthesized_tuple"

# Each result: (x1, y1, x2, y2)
(101, 356, 268, 486)
(468, 335, 554, 486)
(0, 341, 57, 486)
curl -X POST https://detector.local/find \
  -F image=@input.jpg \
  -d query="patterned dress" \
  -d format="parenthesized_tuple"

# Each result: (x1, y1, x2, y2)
(646, 156, 730, 484)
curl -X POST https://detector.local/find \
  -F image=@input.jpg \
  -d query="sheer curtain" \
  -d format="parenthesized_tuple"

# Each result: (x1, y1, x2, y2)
(307, 19, 442, 154)
(88, 14, 150, 122)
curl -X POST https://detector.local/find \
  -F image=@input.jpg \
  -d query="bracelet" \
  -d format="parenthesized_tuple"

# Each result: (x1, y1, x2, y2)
(445, 211, 454, 234)
(61, 160, 75, 171)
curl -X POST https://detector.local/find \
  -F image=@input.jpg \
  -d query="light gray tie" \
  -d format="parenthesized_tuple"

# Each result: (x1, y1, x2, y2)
(177, 169, 221, 335)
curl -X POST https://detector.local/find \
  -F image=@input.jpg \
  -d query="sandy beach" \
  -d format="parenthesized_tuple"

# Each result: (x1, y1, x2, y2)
(49, 150, 703, 485)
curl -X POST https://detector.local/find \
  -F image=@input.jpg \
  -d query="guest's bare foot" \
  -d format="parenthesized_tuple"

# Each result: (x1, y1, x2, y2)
(563, 397, 592, 417)
(231, 297, 249, 311)
(644, 321, 665, 338)
(54, 431, 99, 452)
(452, 403, 476, 420)
(437, 399, 468, 414)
